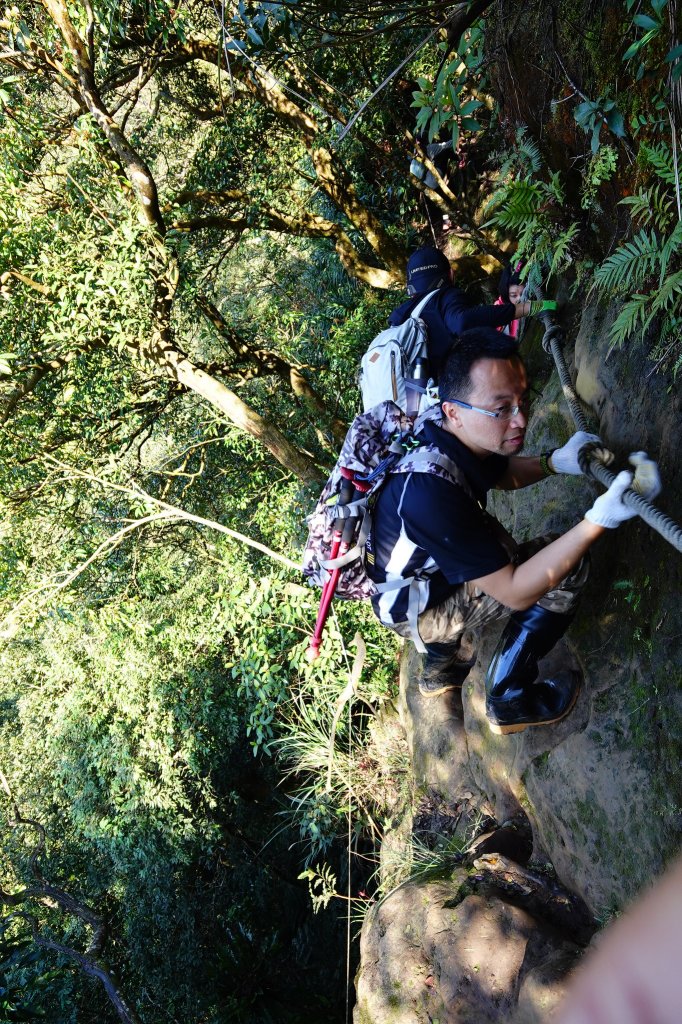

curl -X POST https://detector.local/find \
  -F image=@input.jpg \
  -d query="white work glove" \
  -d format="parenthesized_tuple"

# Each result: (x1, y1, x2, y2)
(585, 454, 661, 529)
(585, 471, 635, 528)
(549, 431, 606, 475)
(628, 451, 662, 498)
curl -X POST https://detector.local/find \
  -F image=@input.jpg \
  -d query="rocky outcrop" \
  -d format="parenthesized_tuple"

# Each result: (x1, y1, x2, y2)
(354, 300, 682, 1022)
(355, 879, 579, 1024)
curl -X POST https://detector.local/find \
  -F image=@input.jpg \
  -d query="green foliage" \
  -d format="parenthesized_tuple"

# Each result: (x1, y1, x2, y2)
(298, 862, 339, 913)
(483, 134, 580, 285)
(411, 27, 487, 148)
(592, 228, 663, 294)
(593, 140, 682, 357)
(0, 526, 355, 1020)
(622, 0, 678, 82)
(0, 351, 16, 375)
(4, 0, 682, 1017)
(620, 183, 674, 231)
(273, 628, 403, 867)
(0, 919, 57, 1021)
(640, 141, 679, 186)
(613, 575, 651, 614)
(580, 145, 618, 210)
(573, 94, 625, 154)
(495, 126, 542, 178)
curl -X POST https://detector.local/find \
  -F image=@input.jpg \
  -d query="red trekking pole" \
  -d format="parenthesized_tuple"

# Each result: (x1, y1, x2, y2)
(307, 469, 367, 661)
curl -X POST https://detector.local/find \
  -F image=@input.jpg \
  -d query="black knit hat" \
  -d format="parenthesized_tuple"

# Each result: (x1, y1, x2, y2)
(406, 246, 451, 295)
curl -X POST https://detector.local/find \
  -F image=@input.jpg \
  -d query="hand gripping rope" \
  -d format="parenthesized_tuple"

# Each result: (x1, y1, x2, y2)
(536, 312, 682, 553)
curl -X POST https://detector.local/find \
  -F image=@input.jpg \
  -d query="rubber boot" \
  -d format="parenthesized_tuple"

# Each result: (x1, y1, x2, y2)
(418, 639, 476, 698)
(485, 604, 581, 735)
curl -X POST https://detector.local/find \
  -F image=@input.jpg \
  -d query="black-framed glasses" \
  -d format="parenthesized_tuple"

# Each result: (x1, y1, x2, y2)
(449, 397, 530, 421)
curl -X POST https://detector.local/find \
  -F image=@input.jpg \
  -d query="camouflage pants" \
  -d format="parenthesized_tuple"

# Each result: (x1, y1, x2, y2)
(389, 535, 590, 649)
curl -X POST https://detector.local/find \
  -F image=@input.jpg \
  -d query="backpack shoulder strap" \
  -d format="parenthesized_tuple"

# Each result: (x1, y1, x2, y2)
(390, 443, 476, 503)
(410, 288, 440, 319)
(394, 443, 520, 562)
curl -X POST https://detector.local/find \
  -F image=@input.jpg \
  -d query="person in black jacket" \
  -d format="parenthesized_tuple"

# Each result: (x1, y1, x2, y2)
(391, 246, 550, 380)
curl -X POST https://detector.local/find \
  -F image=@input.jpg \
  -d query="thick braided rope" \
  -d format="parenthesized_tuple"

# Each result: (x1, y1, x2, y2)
(540, 321, 682, 553)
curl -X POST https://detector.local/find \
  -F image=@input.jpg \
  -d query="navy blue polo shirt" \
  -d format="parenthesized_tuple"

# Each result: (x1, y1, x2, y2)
(390, 286, 516, 379)
(365, 420, 511, 626)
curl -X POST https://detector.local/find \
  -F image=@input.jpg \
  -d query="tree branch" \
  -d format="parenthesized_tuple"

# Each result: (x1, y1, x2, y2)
(41, 0, 165, 234)
(0, 772, 142, 1024)
(197, 295, 347, 446)
(1, 339, 109, 426)
(171, 202, 397, 288)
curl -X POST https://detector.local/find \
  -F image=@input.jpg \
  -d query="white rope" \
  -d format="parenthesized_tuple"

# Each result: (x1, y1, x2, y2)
(335, 17, 448, 143)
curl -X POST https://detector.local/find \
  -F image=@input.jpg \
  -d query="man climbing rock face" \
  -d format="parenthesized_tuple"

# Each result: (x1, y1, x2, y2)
(365, 328, 661, 734)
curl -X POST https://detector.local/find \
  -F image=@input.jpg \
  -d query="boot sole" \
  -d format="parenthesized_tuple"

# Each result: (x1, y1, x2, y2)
(487, 683, 581, 735)
(418, 683, 463, 698)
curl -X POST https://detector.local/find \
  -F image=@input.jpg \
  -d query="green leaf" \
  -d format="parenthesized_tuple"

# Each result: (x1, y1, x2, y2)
(606, 109, 626, 137)
(593, 228, 661, 293)
(632, 13, 660, 29)
(459, 98, 483, 116)
(623, 39, 645, 60)
(607, 293, 651, 349)
(591, 122, 602, 153)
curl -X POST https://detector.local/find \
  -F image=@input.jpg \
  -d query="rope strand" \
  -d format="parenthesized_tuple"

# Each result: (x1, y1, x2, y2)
(537, 315, 682, 553)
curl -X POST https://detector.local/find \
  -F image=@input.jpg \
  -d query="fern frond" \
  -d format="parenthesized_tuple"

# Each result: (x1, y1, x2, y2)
(658, 219, 682, 284)
(593, 228, 661, 293)
(619, 193, 651, 223)
(489, 181, 542, 228)
(607, 293, 651, 350)
(640, 142, 676, 185)
(620, 185, 674, 231)
(509, 221, 536, 266)
(639, 273, 682, 346)
(548, 222, 580, 279)
(514, 126, 542, 174)
(649, 184, 675, 231)
(544, 171, 566, 205)
(493, 208, 533, 230)
(649, 269, 682, 315)
(479, 183, 512, 223)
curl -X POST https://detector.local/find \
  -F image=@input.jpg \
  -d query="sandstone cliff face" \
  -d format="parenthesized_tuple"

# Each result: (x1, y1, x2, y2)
(354, 300, 682, 1023)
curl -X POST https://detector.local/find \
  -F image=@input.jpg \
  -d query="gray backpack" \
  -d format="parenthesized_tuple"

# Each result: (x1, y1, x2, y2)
(358, 291, 441, 414)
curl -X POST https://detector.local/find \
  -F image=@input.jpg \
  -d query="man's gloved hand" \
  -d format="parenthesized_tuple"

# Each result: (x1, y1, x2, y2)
(549, 431, 603, 475)
(585, 471, 636, 528)
(528, 299, 557, 317)
(629, 451, 662, 499)
(585, 453, 661, 528)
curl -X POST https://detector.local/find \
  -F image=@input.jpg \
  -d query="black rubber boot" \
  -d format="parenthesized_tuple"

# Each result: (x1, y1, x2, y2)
(485, 605, 581, 735)
(418, 640, 476, 698)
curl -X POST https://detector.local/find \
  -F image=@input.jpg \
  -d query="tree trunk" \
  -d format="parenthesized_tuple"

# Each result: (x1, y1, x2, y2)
(134, 337, 325, 485)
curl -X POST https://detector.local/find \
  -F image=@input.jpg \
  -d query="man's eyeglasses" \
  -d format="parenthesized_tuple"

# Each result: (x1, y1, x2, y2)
(449, 397, 530, 421)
